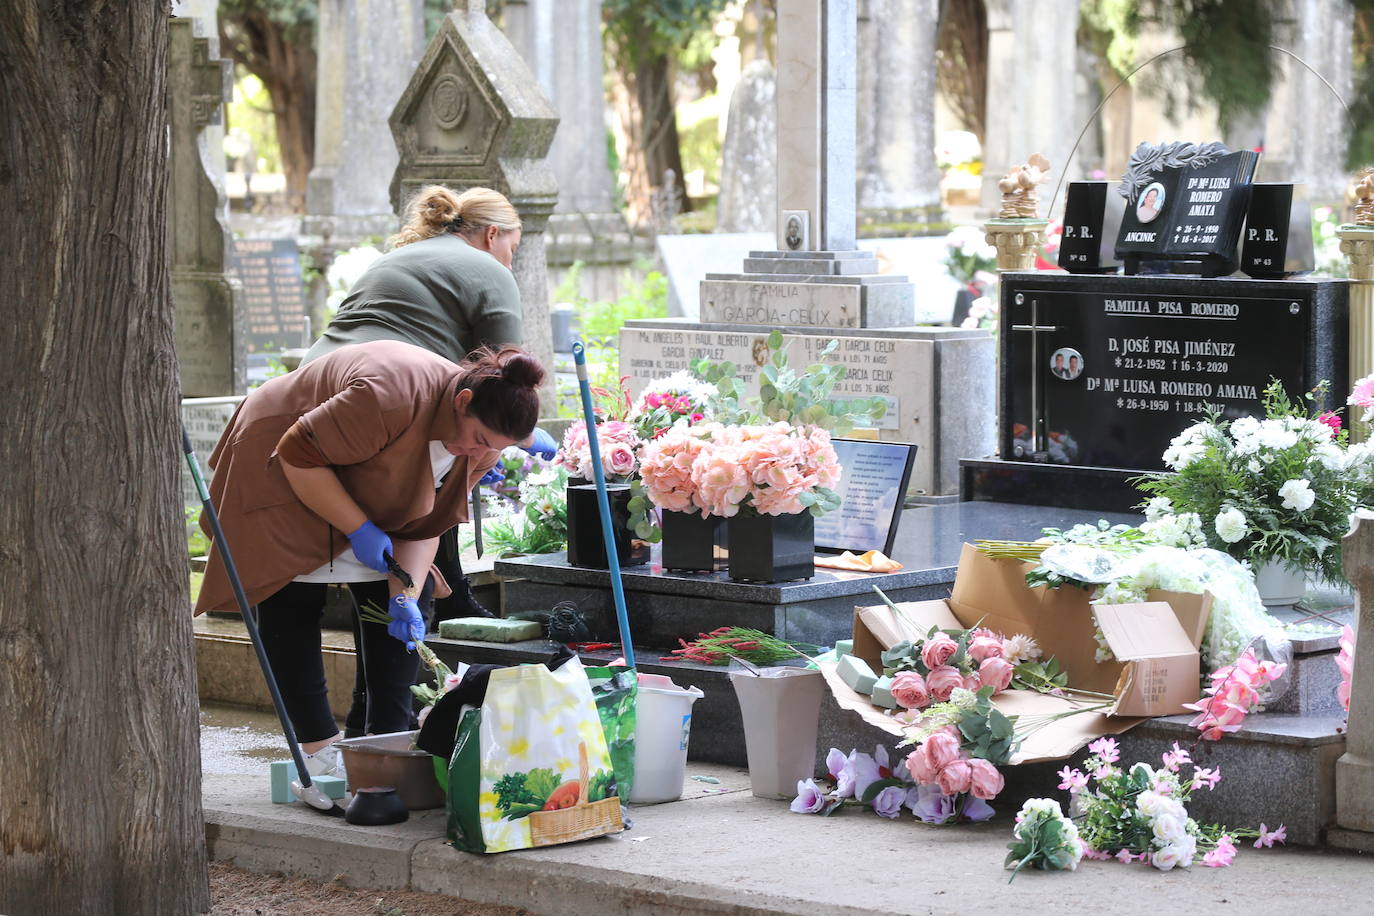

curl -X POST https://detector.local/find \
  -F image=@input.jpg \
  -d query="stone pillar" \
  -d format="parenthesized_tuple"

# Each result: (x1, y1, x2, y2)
(171, 0, 226, 189)
(716, 59, 778, 233)
(390, 0, 559, 410)
(1261, 0, 1354, 206)
(168, 18, 244, 397)
(980, 0, 1079, 212)
(501, 0, 631, 266)
(306, 0, 426, 241)
(855, 0, 941, 223)
(1334, 510, 1374, 839)
(1342, 225, 1374, 441)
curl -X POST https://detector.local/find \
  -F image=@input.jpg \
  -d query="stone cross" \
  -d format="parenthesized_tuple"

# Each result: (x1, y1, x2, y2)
(776, 0, 857, 252)
(168, 18, 244, 396)
(1335, 509, 1374, 839)
(390, 1, 559, 410)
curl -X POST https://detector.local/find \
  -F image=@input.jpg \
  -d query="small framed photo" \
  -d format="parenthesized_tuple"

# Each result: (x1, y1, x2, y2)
(1136, 182, 1166, 224)
(1051, 347, 1083, 381)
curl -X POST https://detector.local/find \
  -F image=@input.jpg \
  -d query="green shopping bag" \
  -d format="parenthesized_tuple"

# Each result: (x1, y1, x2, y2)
(447, 658, 624, 853)
(585, 665, 637, 802)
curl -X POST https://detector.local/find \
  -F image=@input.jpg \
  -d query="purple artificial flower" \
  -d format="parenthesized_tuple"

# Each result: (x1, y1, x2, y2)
(829, 749, 857, 798)
(851, 752, 882, 800)
(871, 785, 906, 819)
(962, 796, 995, 822)
(790, 778, 827, 814)
(907, 783, 958, 824)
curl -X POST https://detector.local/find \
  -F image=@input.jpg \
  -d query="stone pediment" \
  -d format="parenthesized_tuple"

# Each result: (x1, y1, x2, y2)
(389, 8, 557, 180)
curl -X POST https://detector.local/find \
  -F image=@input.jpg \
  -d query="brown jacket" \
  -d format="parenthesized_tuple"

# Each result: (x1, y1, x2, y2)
(194, 340, 499, 615)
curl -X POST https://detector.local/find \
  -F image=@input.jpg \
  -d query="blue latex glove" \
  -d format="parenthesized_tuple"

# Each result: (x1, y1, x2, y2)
(346, 520, 393, 574)
(479, 464, 506, 487)
(524, 427, 558, 460)
(387, 593, 425, 649)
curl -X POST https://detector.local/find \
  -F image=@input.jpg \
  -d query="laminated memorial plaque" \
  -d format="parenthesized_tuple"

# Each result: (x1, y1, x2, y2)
(1113, 141, 1259, 276)
(1058, 182, 1124, 274)
(1241, 183, 1314, 279)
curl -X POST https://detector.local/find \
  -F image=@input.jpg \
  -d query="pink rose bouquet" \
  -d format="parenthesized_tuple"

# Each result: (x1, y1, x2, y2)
(898, 687, 1014, 819)
(627, 369, 714, 441)
(557, 419, 643, 482)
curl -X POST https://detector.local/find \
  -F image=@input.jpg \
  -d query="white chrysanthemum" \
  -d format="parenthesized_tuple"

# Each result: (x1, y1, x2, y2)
(1279, 478, 1316, 512)
(1257, 420, 1299, 451)
(1144, 496, 1173, 522)
(1230, 416, 1261, 439)
(1214, 507, 1248, 543)
(1003, 633, 1042, 665)
(1314, 443, 1345, 471)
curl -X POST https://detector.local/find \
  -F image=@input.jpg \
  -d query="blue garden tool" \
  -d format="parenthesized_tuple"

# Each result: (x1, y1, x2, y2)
(181, 426, 346, 817)
(571, 341, 637, 668)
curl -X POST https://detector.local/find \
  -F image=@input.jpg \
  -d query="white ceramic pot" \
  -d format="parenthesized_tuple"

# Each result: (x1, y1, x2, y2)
(1253, 560, 1306, 608)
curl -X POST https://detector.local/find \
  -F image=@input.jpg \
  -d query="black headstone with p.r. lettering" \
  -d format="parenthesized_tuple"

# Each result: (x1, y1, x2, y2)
(1114, 142, 1258, 277)
(1057, 181, 1124, 274)
(961, 271, 1348, 512)
(229, 238, 309, 353)
(1240, 183, 1315, 279)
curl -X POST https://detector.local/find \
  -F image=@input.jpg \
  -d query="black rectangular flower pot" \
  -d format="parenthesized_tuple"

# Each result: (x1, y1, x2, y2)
(660, 510, 727, 572)
(726, 512, 815, 583)
(566, 483, 650, 569)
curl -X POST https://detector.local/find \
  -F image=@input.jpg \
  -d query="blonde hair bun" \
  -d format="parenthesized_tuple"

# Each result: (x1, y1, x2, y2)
(391, 185, 521, 248)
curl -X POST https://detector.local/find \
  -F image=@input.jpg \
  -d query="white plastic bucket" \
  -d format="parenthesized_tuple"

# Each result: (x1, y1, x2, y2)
(629, 677, 704, 803)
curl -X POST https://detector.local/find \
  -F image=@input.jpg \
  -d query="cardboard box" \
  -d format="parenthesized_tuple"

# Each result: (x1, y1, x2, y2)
(826, 543, 1213, 764)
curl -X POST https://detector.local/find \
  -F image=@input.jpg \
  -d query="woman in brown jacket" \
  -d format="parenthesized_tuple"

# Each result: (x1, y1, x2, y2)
(196, 340, 544, 774)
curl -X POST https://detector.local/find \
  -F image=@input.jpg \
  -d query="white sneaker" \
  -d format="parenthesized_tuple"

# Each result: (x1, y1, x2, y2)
(303, 744, 346, 780)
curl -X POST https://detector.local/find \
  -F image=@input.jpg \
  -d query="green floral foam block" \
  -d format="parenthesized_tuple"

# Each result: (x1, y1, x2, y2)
(438, 617, 543, 643)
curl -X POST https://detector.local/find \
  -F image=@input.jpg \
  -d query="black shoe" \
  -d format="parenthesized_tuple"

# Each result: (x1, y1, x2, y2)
(452, 574, 495, 618)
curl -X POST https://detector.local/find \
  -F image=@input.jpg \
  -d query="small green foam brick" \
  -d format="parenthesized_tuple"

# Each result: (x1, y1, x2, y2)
(836, 654, 878, 695)
(437, 616, 543, 642)
(870, 675, 899, 709)
(270, 761, 346, 804)
(833, 639, 853, 660)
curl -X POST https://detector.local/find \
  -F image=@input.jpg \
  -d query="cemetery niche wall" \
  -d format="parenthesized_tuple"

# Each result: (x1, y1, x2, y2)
(965, 140, 1349, 513)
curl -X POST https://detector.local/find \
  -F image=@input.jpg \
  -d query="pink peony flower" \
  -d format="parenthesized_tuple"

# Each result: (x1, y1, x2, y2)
(889, 671, 931, 710)
(936, 758, 973, 795)
(968, 635, 1005, 664)
(921, 633, 959, 669)
(977, 656, 1015, 694)
(962, 673, 982, 692)
(921, 731, 962, 772)
(925, 665, 964, 702)
(967, 758, 1004, 800)
(905, 747, 937, 785)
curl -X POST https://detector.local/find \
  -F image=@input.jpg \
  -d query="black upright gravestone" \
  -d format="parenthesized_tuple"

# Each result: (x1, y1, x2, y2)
(962, 271, 1349, 512)
(229, 238, 309, 353)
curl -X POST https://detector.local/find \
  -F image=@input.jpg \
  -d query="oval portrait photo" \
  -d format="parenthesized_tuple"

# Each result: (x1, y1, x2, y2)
(1051, 347, 1083, 381)
(1136, 182, 1166, 224)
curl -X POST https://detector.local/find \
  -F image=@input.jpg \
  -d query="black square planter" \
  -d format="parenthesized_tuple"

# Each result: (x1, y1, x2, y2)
(660, 510, 727, 572)
(726, 512, 815, 583)
(566, 483, 650, 569)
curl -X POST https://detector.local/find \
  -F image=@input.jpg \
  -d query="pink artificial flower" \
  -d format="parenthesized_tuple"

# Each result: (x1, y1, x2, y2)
(1192, 766, 1222, 791)
(602, 442, 638, 478)
(922, 731, 962, 771)
(825, 747, 850, 786)
(1254, 824, 1287, 848)
(962, 673, 982, 692)
(1114, 848, 1136, 865)
(790, 778, 828, 814)
(1349, 373, 1374, 409)
(1082, 847, 1113, 861)
(925, 665, 964, 702)
(967, 758, 1004, 800)
(1057, 766, 1088, 792)
(978, 656, 1015, 694)
(905, 748, 937, 785)
(1161, 741, 1192, 772)
(889, 671, 931, 710)
(1088, 737, 1120, 763)
(920, 633, 959, 670)
(968, 635, 1005, 664)
(1203, 835, 1237, 867)
(691, 413, 704, 422)
(936, 758, 973, 795)
(1318, 411, 1342, 436)
(1338, 624, 1356, 713)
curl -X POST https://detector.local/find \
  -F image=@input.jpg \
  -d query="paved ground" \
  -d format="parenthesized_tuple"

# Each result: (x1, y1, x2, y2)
(202, 703, 1374, 915)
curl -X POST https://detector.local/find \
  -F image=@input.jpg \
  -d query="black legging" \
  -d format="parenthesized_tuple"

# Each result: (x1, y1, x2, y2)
(257, 578, 434, 744)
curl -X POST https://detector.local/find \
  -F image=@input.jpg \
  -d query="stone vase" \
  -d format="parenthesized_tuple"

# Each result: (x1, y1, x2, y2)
(565, 483, 650, 569)
(1253, 559, 1307, 608)
(726, 512, 815, 583)
(984, 218, 1049, 270)
(660, 510, 726, 572)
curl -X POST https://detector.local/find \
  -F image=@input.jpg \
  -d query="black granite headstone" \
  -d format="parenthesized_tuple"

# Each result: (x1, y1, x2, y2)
(1058, 182, 1122, 274)
(1241, 183, 1314, 279)
(1114, 143, 1258, 276)
(998, 272, 1347, 471)
(229, 238, 309, 353)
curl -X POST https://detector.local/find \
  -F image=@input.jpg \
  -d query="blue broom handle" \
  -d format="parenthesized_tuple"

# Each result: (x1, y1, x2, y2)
(571, 342, 636, 669)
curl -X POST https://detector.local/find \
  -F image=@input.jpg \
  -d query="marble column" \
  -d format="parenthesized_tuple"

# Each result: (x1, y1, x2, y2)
(980, 0, 1080, 212)
(856, 0, 941, 222)
(1261, 0, 1354, 205)
(306, 0, 426, 241)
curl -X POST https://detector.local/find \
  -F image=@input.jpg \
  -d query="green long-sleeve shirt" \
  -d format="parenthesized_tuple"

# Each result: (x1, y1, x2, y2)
(304, 234, 522, 366)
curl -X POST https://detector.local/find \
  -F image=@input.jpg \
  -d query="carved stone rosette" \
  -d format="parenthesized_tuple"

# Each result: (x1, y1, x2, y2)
(984, 218, 1048, 271)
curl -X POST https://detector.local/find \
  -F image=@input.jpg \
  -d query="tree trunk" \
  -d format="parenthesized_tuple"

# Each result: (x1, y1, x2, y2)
(614, 46, 690, 228)
(0, 4, 210, 914)
(936, 0, 988, 139)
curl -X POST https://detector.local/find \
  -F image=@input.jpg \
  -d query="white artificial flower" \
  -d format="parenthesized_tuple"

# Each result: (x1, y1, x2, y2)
(1279, 478, 1316, 512)
(1003, 634, 1042, 664)
(1214, 507, 1248, 544)
(1247, 458, 1263, 474)
(1257, 420, 1299, 451)
(1152, 812, 1188, 843)
(1172, 833, 1198, 868)
(1230, 416, 1261, 439)
(1144, 496, 1173, 522)
(1151, 843, 1186, 871)
(1135, 790, 1168, 818)
(1315, 443, 1347, 471)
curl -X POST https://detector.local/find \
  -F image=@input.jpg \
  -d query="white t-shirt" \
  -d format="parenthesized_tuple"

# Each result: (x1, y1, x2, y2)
(293, 442, 458, 584)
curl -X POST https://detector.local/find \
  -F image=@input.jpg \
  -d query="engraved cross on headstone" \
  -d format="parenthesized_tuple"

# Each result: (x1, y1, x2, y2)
(1010, 293, 1058, 458)
(776, 0, 856, 252)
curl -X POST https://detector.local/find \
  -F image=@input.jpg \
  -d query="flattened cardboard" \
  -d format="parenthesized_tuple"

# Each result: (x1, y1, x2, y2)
(839, 602, 1140, 764)
(1094, 602, 1202, 717)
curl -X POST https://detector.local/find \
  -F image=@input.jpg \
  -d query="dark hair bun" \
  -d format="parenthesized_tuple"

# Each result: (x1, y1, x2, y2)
(499, 350, 546, 389)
